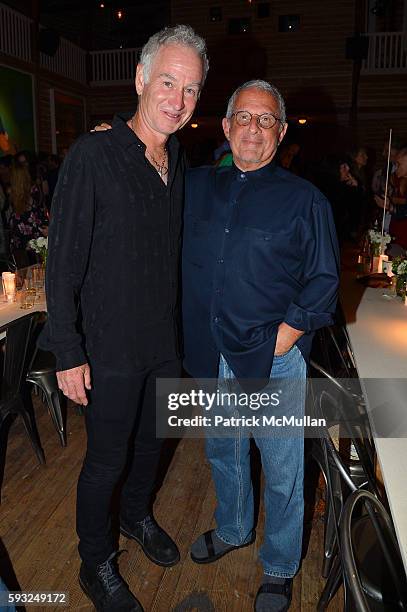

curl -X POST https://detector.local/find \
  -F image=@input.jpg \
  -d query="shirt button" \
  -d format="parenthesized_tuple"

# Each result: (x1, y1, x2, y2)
(240, 173, 245, 179)
(213, 316, 221, 323)
(217, 258, 224, 264)
(225, 228, 230, 234)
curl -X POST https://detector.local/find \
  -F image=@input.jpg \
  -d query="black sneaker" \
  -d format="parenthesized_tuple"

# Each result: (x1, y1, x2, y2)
(79, 551, 143, 611)
(120, 514, 180, 567)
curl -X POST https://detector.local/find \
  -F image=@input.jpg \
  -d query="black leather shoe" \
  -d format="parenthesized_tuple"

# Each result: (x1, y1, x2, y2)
(120, 514, 180, 567)
(79, 552, 143, 611)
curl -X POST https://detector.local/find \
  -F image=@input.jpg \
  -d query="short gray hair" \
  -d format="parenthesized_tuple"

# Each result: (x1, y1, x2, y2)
(140, 24, 209, 86)
(225, 80, 286, 124)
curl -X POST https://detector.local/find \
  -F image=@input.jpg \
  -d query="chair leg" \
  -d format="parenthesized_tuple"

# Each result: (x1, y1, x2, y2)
(19, 402, 45, 465)
(322, 495, 337, 577)
(311, 443, 341, 579)
(317, 554, 343, 611)
(48, 390, 66, 447)
(30, 377, 66, 447)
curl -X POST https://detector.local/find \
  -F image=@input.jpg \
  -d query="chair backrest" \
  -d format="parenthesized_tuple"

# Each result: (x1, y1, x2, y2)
(312, 322, 359, 381)
(310, 359, 376, 471)
(1, 314, 38, 401)
(340, 489, 407, 611)
(0, 254, 17, 275)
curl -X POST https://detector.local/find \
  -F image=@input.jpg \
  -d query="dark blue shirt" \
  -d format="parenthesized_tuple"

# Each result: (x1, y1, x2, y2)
(182, 161, 340, 380)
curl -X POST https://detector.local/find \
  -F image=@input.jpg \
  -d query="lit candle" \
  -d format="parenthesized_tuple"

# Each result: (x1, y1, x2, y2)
(2, 272, 16, 302)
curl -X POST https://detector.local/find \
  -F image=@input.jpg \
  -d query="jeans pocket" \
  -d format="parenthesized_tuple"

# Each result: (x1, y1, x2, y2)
(273, 344, 297, 360)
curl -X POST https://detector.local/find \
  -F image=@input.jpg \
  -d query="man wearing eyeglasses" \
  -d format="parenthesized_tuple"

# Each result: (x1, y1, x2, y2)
(182, 80, 339, 611)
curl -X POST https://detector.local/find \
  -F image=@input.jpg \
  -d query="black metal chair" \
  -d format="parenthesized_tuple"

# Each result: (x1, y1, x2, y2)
(0, 313, 45, 465)
(26, 348, 66, 447)
(340, 489, 407, 611)
(312, 364, 388, 612)
(308, 360, 379, 609)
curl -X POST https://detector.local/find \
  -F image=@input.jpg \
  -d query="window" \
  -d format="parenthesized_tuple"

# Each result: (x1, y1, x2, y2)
(278, 15, 301, 32)
(228, 17, 251, 34)
(209, 7, 222, 22)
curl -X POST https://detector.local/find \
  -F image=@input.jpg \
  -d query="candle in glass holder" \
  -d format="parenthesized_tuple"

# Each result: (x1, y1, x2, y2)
(2, 272, 16, 302)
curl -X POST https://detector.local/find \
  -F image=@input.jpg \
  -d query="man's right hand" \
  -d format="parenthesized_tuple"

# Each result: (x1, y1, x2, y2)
(56, 363, 92, 406)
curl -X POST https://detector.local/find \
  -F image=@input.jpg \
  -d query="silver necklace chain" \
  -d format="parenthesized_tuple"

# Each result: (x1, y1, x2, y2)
(146, 149, 168, 178)
(131, 115, 168, 179)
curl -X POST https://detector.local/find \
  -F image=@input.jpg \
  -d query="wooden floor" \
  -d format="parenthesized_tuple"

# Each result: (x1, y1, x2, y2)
(0, 397, 344, 611)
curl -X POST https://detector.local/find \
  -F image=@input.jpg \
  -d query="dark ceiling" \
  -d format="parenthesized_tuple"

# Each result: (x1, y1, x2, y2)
(6, 0, 171, 49)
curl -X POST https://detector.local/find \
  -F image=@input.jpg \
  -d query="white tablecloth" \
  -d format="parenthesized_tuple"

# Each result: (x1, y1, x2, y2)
(341, 272, 407, 573)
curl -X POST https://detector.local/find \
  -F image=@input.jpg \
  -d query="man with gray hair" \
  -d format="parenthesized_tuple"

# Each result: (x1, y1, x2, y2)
(40, 25, 208, 611)
(183, 80, 339, 611)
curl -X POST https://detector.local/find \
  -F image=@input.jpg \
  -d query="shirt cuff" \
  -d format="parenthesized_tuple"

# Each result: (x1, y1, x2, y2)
(37, 335, 87, 371)
(284, 303, 334, 333)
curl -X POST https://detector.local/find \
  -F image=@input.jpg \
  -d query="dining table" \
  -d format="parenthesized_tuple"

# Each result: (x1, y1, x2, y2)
(0, 266, 47, 330)
(341, 268, 407, 574)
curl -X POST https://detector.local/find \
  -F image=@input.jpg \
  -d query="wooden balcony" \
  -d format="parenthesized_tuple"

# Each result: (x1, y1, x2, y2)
(362, 31, 407, 74)
(90, 48, 140, 86)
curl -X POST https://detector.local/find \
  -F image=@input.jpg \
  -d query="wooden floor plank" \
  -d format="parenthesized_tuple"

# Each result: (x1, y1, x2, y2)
(0, 396, 343, 611)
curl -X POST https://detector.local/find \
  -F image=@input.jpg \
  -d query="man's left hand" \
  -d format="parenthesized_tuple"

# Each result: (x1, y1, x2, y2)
(274, 322, 304, 356)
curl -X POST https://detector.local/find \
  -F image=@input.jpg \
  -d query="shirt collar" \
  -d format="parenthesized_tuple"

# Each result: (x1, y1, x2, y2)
(231, 159, 277, 182)
(111, 113, 180, 158)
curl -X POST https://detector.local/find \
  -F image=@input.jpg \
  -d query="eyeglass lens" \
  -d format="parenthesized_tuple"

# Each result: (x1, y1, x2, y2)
(234, 111, 277, 129)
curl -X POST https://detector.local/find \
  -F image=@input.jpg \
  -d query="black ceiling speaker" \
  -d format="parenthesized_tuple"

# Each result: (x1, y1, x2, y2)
(345, 35, 369, 61)
(39, 29, 60, 56)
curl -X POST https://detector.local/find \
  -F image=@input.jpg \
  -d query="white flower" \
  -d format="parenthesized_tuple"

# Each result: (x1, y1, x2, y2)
(397, 261, 407, 276)
(368, 230, 391, 247)
(28, 237, 48, 254)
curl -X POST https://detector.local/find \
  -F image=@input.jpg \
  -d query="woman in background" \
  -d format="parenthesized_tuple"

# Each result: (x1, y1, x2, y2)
(8, 162, 48, 267)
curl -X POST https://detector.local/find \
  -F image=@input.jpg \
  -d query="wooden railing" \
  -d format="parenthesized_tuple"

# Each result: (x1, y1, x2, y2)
(0, 2, 32, 62)
(40, 36, 87, 84)
(362, 31, 407, 73)
(90, 48, 140, 85)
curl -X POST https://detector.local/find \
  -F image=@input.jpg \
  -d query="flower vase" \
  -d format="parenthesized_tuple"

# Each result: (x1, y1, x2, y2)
(371, 254, 381, 273)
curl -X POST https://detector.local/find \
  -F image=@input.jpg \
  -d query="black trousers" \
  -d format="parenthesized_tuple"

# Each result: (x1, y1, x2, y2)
(76, 358, 181, 566)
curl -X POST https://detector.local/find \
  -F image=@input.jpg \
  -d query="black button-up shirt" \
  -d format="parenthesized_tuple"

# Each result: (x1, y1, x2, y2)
(182, 161, 339, 379)
(39, 115, 185, 371)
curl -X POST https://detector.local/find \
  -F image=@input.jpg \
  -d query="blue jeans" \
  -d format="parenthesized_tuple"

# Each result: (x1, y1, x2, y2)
(0, 578, 15, 612)
(206, 345, 306, 578)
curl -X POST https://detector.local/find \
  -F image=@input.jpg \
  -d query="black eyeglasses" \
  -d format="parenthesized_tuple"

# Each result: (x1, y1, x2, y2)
(230, 110, 282, 129)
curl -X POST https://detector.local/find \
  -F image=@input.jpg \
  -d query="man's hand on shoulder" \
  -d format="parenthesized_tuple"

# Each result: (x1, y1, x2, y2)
(274, 322, 304, 356)
(57, 363, 92, 406)
(91, 122, 112, 132)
